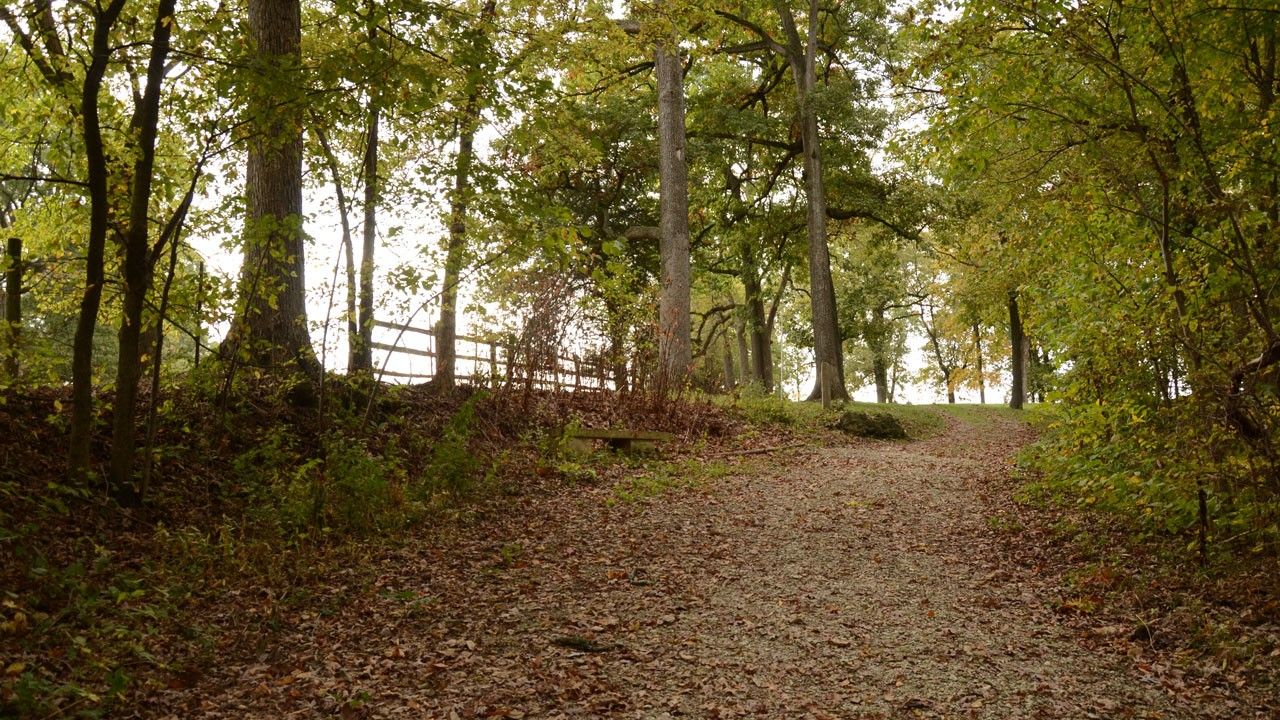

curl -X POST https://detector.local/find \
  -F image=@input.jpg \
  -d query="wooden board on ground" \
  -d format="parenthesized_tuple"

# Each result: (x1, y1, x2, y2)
(566, 427, 674, 454)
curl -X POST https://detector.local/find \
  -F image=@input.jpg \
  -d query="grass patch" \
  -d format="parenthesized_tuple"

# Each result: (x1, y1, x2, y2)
(606, 458, 735, 505)
(713, 389, 949, 441)
(845, 401, 947, 440)
(932, 402, 1050, 429)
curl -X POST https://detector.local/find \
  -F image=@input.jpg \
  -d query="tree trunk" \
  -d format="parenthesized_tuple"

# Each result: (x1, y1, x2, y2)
(141, 213, 184, 499)
(108, 0, 177, 506)
(1023, 335, 1035, 404)
(352, 103, 378, 372)
(310, 127, 358, 369)
(973, 321, 986, 404)
(1009, 290, 1025, 410)
(4, 238, 20, 379)
(69, 0, 126, 481)
(774, 0, 848, 402)
(889, 359, 898, 403)
(748, 293, 773, 391)
(437, 113, 475, 390)
(871, 305, 889, 403)
(606, 298, 629, 392)
(873, 356, 889, 403)
(735, 306, 750, 386)
(741, 265, 773, 391)
(656, 40, 692, 386)
(1036, 345, 1048, 403)
(229, 0, 316, 374)
(923, 303, 957, 405)
(721, 333, 736, 390)
(437, 0, 495, 390)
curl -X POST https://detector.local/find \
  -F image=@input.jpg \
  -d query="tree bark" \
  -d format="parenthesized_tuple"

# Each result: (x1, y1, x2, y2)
(973, 322, 986, 404)
(605, 297, 629, 392)
(734, 306, 750, 386)
(437, 107, 476, 390)
(108, 0, 178, 506)
(69, 0, 127, 481)
(721, 333, 736, 390)
(656, 40, 692, 386)
(741, 259, 774, 391)
(774, 0, 848, 401)
(871, 305, 889, 403)
(437, 0, 495, 390)
(1009, 290, 1025, 410)
(229, 0, 316, 374)
(352, 102, 379, 372)
(873, 356, 889, 403)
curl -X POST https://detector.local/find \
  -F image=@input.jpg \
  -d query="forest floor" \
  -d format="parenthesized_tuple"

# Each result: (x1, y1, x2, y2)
(138, 407, 1278, 719)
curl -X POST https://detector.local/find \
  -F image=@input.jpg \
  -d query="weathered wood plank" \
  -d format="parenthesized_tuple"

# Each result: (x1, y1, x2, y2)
(372, 319, 433, 336)
(567, 428, 674, 442)
(372, 341, 433, 358)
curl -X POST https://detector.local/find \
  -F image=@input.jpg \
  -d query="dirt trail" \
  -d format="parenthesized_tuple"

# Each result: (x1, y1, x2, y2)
(148, 413, 1254, 719)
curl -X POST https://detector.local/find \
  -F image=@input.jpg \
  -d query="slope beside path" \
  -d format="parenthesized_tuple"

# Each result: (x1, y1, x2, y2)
(146, 411, 1258, 719)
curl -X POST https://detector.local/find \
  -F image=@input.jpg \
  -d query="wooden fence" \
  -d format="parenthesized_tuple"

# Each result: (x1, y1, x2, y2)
(370, 319, 615, 391)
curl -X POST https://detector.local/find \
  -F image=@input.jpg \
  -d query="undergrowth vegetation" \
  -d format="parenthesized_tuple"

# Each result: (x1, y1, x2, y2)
(1021, 398, 1280, 562)
(0, 371, 734, 717)
(720, 386, 947, 440)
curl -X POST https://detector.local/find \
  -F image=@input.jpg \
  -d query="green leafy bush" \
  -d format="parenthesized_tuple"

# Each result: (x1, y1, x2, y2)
(1024, 398, 1280, 557)
(422, 392, 484, 499)
(834, 410, 907, 439)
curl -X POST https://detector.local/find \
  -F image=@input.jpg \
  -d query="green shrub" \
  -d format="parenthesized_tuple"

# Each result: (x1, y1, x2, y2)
(834, 410, 907, 439)
(1024, 397, 1280, 557)
(422, 392, 484, 499)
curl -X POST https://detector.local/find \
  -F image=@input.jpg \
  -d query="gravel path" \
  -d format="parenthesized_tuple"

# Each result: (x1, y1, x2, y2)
(146, 413, 1256, 719)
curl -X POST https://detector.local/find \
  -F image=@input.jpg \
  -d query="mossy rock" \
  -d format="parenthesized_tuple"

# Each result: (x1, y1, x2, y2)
(834, 410, 907, 439)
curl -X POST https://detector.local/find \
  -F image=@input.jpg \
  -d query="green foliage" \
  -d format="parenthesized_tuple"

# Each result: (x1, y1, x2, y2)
(607, 458, 732, 506)
(422, 391, 485, 499)
(732, 388, 804, 427)
(902, 0, 1280, 559)
(1024, 400, 1280, 557)
(834, 410, 907, 440)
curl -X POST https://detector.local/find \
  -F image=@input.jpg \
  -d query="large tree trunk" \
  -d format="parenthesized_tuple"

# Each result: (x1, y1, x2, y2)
(69, 1, 126, 481)
(747, 291, 773, 391)
(656, 41, 692, 386)
(1009, 290, 1025, 410)
(229, 0, 316, 374)
(871, 305, 889, 403)
(873, 356, 889, 403)
(740, 260, 773, 391)
(775, 0, 848, 402)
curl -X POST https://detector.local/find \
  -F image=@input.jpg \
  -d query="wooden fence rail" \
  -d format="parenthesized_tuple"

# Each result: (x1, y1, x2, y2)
(370, 319, 614, 391)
